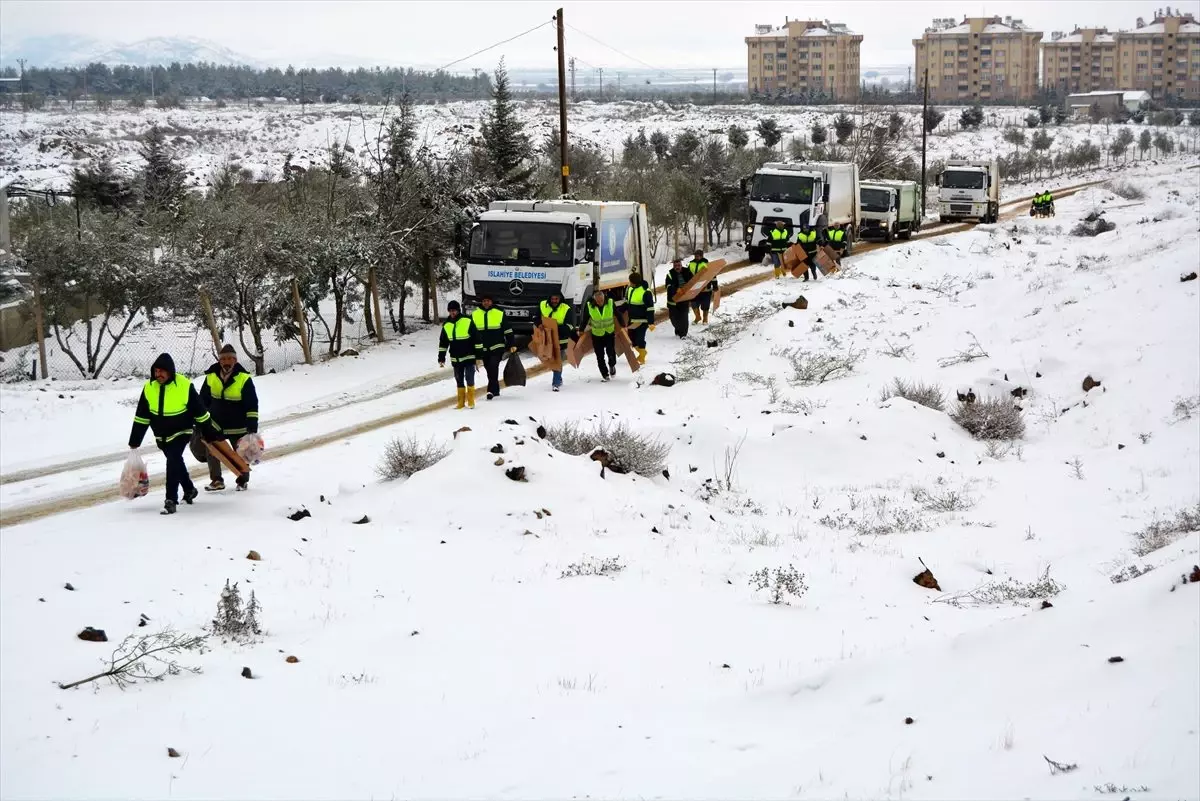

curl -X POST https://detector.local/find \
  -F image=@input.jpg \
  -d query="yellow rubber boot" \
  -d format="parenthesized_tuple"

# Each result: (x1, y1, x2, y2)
(455, 387, 466, 409)
(636, 347, 647, 365)
(773, 267, 783, 279)
(466, 386, 476, 408)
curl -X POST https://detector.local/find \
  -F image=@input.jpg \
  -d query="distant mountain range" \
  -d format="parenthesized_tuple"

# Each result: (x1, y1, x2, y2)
(0, 35, 262, 68)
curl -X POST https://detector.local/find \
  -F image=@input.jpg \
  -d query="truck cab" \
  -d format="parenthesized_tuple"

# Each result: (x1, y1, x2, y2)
(859, 179, 921, 242)
(459, 200, 649, 333)
(936, 159, 1000, 224)
(742, 161, 859, 263)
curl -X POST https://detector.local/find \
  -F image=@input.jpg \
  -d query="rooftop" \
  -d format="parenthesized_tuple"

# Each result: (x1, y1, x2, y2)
(1050, 31, 1117, 43)
(923, 15, 1036, 35)
(747, 20, 858, 38)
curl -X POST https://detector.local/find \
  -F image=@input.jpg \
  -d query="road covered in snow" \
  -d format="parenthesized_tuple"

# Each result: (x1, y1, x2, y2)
(0, 160, 1197, 799)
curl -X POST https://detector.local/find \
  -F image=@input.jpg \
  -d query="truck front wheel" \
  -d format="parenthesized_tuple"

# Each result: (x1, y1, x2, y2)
(843, 227, 854, 257)
(885, 223, 895, 243)
(747, 245, 765, 264)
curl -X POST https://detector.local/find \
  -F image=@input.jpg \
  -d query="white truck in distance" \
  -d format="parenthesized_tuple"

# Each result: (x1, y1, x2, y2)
(936, 158, 1000, 223)
(460, 200, 651, 334)
(859, 179, 921, 242)
(742, 161, 861, 263)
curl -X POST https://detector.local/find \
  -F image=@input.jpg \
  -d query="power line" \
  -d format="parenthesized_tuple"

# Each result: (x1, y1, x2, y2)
(564, 22, 686, 81)
(436, 20, 554, 72)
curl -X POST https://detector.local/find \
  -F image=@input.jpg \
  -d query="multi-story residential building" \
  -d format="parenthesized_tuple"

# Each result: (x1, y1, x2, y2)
(745, 18, 863, 100)
(1044, 11, 1200, 100)
(913, 16, 1044, 102)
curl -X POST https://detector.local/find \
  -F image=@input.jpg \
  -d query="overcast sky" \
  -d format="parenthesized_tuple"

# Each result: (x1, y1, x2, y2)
(0, 0, 1187, 71)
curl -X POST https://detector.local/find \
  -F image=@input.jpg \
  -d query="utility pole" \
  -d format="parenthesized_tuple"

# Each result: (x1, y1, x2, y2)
(300, 71, 305, 111)
(920, 67, 929, 216)
(555, 8, 570, 196)
(616, 72, 621, 93)
(598, 67, 603, 99)
(569, 57, 576, 101)
(713, 67, 717, 104)
(17, 59, 26, 107)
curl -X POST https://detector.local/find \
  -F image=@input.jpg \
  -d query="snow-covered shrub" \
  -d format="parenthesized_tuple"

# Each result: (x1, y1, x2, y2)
(543, 419, 669, 477)
(1172, 395, 1200, 422)
(1131, 504, 1200, 556)
(749, 565, 808, 605)
(910, 483, 975, 512)
(376, 436, 450, 481)
(939, 567, 1064, 607)
(1107, 179, 1145, 200)
(774, 346, 863, 386)
(880, 378, 945, 411)
(209, 580, 263, 642)
(1110, 563, 1156, 584)
(560, 556, 625, 579)
(952, 398, 1026, 440)
(1071, 217, 1117, 237)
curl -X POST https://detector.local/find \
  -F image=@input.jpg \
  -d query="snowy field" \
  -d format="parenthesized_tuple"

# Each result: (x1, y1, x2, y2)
(0, 158, 1197, 799)
(4, 98, 1199, 191)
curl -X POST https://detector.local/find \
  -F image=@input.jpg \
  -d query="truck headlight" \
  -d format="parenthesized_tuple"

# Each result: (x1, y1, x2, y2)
(746, 225, 754, 233)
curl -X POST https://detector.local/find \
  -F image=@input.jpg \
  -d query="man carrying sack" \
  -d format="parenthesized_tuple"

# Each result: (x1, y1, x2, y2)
(129, 353, 221, 516)
(470, 293, 515, 400)
(198, 344, 259, 492)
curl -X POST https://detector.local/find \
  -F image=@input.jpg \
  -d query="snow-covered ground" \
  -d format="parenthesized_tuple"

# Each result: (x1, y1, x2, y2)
(5, 99, 1198, 191)
(1, 157, 1197, 799)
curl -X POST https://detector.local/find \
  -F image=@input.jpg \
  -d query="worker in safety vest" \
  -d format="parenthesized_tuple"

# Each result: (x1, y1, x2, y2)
(826, 225, 848, 267)
(471, 294, 515, 400)
(438, 300, 484, 409)
(532, 291, 576, 391)
(664, 258, 691, 338)
(624, 271, 655, 365)
(795, 222, 821, 282)
(769, 220, 791, 279)
(128, 352, 221, 515)
(1042, 190, 1054, 216)
(688, 249, 718, 325)
(198, 344, 259, 492)
(584, 288, 619, 381)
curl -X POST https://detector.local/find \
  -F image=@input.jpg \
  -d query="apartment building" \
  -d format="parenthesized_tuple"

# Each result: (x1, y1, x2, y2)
(745, 18, 863, 100)
(913, 16, 1044, 102)
(1044, 11, 1200, 99)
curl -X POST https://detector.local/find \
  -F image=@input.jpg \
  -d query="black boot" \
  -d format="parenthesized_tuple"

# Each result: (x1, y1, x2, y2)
(182, 487, 198, 505)
(161, 500, 178, 515)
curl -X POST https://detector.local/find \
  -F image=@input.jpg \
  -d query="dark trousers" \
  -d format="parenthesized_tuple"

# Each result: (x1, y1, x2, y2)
(668, 302, 690, 337)
(628, 324, 647, 349)
(452, 361, 476, 388)
(694, 292, 712, 313)
(592, 332, 616, 377)
(482, 350, 504, 396)
(162, 437, 194, 504)
(208, 433, 245, 482)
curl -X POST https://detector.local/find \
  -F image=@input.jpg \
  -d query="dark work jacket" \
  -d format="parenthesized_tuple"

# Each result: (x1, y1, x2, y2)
(665, 268, 690, 307)
(199, 362, 259, 435)
(129, 353, 216, 448)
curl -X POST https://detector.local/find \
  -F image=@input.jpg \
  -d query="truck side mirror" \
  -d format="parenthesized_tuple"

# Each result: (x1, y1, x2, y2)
(822, 184, 830, 203)
(452, 223, 467, 259)
(935, 175, 942, 187)
(586, 223, 598, 260)
(739, 178, 748, 197)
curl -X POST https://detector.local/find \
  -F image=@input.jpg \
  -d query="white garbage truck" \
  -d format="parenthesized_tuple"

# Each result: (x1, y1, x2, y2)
(859, 179, 922, 242)
(742, 161, 860, 263)
(936, 158, 1000, 223)
(459, 199, 651, 334)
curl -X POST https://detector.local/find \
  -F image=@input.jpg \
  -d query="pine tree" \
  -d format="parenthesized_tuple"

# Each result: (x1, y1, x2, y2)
(923, 107, 945, 133)
(212, 579, 245, 636)
(71, 156, 134, 213)
(245, 590, 262, 636)
(887, 112, 904, 139)
(833, 112, 855, 144)
(810, 122, 827, 146)
(756, 118, 782, 149)
(649, 130, 670, 161)
(478, 59, 535, 199)
(726, 124, 748, 150)
(138, 125, 187, 216)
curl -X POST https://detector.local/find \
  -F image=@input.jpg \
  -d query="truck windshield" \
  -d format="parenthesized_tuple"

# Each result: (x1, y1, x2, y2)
(750, 174, 815, 204)
(861, 188, 893, 212)
(469, 221, 573, 267)
(941, 170, 986, 190)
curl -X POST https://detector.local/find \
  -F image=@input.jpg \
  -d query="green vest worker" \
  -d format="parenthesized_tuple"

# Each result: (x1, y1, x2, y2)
(769, 222, 791, 279)
(533, 292, 576, 391)
(826, 226, 848, 265)
(796, 226, 820, 281)
(438, 300, 483, 409)
(624, 271, 655, 365)
(199, 343, 259, 492)
(687, 249, 719, 324)
(585, 289, 619, 381)
(129, 352, 220, 515)
(471, 294, 515, 400)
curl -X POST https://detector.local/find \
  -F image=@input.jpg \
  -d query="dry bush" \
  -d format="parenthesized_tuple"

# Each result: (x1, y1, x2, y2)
(543, 418, 670, 477)
(1071, 217, 1117, 237)
(880, 378, 946, 411)
(1107, 179, 1145, 200)
(952, 398, 1026, 440)
(937, 567, 1064, 607)
(910, 483, 975, 512)
(749, 565, 808, 605)
(376, 436, 450, 481)
(560, 556, 625, 578)
(1131, 504, 1200, 556)
(774, 346, 863, 385)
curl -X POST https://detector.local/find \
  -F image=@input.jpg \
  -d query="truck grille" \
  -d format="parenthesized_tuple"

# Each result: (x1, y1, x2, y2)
(950, 204, 972, 214)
